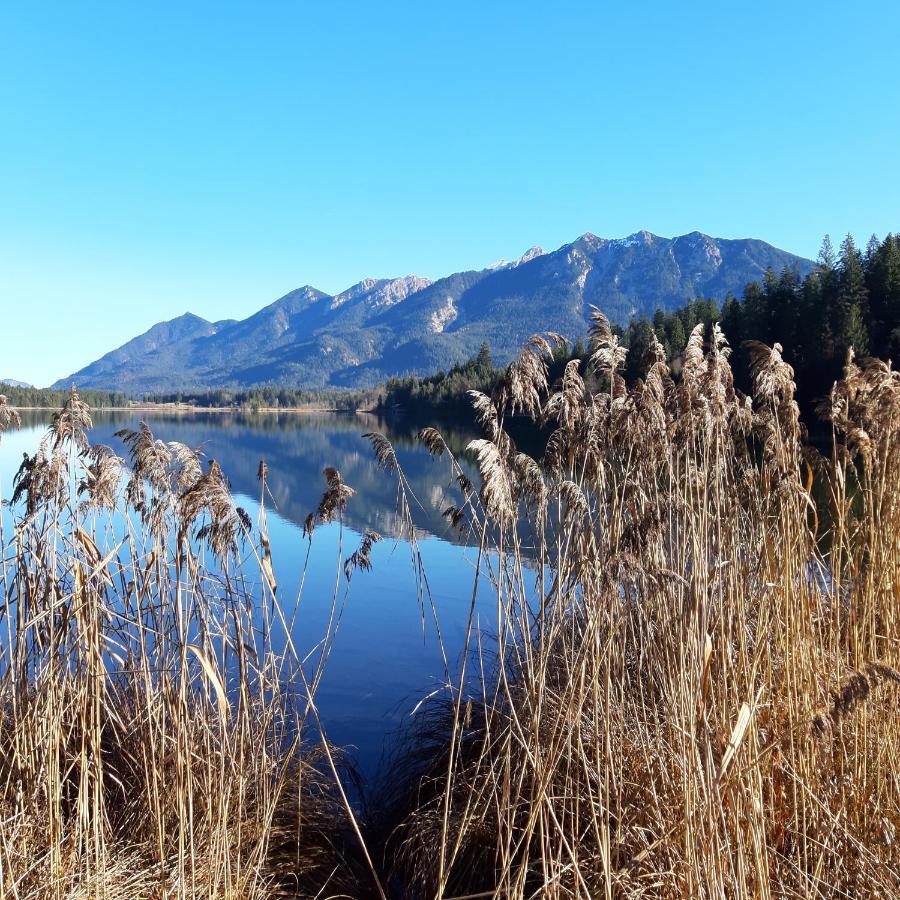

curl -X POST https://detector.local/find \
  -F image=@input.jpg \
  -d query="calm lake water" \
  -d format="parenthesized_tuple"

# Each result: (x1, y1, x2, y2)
(0, 410, 498, 777)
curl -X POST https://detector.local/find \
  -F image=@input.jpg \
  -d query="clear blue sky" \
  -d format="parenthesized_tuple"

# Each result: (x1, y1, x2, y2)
(2, 1, 898, 386)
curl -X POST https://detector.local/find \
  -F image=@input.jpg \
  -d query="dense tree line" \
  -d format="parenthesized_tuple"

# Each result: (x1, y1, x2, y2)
(622, 233, 899, 413)
(145, 386, 374, 411)
(384, 233, 899, 424)
(1, 385, 128, 409)
(379, 342, 502, 415)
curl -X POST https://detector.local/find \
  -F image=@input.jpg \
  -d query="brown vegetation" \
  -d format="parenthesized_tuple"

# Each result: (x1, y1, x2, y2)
(1, 312, 898, 898)
(380, 317, 900, 898)
(0, 390, 371, 898)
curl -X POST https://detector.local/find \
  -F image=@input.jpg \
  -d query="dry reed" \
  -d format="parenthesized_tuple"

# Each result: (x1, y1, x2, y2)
(0, 393, 373, 898)
(381, 333, 900, 899)
(1, 327, 898, 898)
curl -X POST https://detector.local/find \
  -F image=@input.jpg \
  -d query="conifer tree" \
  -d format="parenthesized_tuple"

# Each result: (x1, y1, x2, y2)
(835, 234, 870, 356)
(866, 234, 900, 357)
(818, 234, 836, 271)
(669, 317, 687, 356)
(475, 341, 493, 372)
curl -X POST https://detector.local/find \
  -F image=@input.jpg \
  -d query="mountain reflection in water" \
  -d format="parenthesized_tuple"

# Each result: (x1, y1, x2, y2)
(1, 410, 513, 776)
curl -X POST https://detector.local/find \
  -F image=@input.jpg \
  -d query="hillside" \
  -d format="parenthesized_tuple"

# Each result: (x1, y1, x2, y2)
(54, 231, 813, 392)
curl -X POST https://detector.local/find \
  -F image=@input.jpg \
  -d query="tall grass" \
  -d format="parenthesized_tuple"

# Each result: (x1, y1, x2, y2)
(381, 323, 900, 898)
(0, 391, 374, 898)
(1, 314, 898, 900)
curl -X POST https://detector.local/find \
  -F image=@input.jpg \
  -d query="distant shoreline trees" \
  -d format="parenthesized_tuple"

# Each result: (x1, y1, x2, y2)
(382, 232, 899, 423)
(7, 233, 895, 423)
(0, 385, 128, 409)
(142, 386, 371, 411)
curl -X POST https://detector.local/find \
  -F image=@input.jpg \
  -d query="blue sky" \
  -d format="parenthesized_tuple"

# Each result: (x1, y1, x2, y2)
(1, 2, 898, 386)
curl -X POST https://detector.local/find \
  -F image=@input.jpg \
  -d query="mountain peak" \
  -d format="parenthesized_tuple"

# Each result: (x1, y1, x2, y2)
(674, 230, 712, 242)
(486, 246, 546, 272)
(145, 313, 215, 337)
(260, 285, 328, 315)
(616, 230, 658, 247)
(53, 229, 814, 392)
(338, 277, 382, 302)
(172, 311, 210, 325)
(331, 274, 432, 310)
(512, 246, 545, 266)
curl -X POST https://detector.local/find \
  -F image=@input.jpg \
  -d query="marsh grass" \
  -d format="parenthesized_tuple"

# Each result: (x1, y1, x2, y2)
(0, 390, 374, 898)
(1, 317, 898, 900)
(379, 323, 900, 898)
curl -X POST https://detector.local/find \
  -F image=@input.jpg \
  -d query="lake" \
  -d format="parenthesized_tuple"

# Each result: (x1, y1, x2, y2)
(0, 409, 496, 778)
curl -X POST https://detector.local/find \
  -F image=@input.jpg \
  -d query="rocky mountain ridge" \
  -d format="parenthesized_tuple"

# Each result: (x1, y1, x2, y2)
(54, 230, 814, 392)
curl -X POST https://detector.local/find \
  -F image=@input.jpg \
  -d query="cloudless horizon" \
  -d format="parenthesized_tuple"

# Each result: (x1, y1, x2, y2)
(2, 1, 899, 386)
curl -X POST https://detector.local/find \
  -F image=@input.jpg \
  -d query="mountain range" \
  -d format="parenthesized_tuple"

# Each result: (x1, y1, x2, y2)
(54, 231, 814, 393)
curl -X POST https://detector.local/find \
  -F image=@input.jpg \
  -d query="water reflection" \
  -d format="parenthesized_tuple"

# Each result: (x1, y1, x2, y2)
(1, 410, 494, 776)
(10, 410, 478, 543)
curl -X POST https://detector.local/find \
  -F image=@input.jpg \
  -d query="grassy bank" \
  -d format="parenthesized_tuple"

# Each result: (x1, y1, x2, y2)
(0, 316, 898, 897)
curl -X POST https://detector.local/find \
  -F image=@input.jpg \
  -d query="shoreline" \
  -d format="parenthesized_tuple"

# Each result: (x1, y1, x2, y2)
(10, 404, 378, 414)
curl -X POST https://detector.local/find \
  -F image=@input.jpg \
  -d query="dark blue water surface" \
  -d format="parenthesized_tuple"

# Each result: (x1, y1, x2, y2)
(0, 410, 501, 777)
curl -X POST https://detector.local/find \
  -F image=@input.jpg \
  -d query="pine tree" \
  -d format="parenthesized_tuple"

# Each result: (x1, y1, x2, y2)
(800, 270, 831, 359)
(475, 341, 493, 372)
(720, 295, 742, 343)
(818, 234, 836, 271)
(741, 281, 765, 343)
(624, 318, 655, 383)
(865, 233, 880, 263)
(669, 317, 687, 356)
(835, 234, 870, 356)
(841, 304, 869, 360)
(866, 234, 900, 359)
(769, 269, 801, 354)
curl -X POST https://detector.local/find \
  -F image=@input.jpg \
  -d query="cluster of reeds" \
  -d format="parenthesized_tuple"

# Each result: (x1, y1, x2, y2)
(2, 315, 898, 899)
(374, 319, 900, 897)
(0, 389, 373, 898)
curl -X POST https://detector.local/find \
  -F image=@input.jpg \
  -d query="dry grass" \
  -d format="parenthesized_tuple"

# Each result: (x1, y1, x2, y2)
(0, 389, 375, 899)
(2, 322, 899, 900)
(380, 327, 900, 898)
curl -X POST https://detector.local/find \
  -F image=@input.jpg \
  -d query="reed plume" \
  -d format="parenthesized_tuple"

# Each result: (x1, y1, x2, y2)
(0, 396, 373, 898)
(384, 324, 900, 898)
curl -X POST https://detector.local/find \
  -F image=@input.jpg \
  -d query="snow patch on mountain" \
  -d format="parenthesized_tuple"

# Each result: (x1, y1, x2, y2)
(612, 230, 657, 249)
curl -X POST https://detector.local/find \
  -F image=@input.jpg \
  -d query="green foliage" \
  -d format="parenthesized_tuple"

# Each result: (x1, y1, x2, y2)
(723, 232, 898, 411)
(1, 386, 128, 409)
(145, 386, 375, 411)
(381, 233, 900, 425)
(380, 347, 504, 415)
